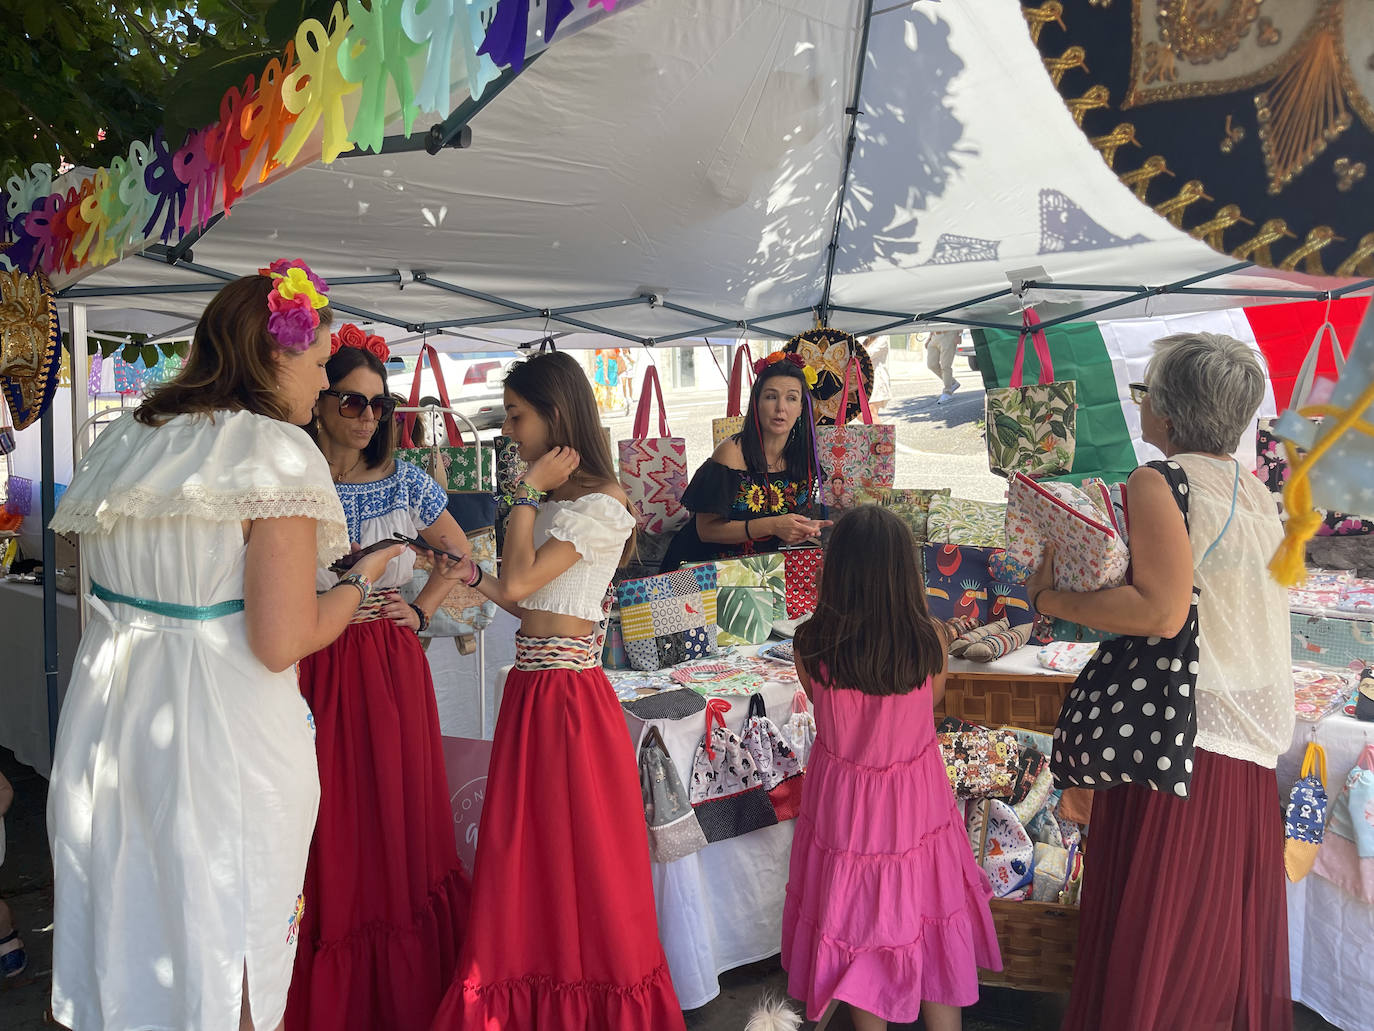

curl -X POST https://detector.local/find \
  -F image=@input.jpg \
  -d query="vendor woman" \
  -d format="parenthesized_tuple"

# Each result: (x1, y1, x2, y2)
(660, 351, 831, 571)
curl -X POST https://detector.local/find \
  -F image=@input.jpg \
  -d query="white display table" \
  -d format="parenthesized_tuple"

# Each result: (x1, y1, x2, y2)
(1278, 712, 1374, 1031)
(0, 579, 79, 776)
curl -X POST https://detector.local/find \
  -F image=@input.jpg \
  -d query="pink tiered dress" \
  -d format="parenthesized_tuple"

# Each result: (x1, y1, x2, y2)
(781, 674, 1001, 1022)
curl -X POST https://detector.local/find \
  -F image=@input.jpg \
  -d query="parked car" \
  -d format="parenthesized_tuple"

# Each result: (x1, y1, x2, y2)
(956, 331, 978, 372)
(387, 353, 514, 433)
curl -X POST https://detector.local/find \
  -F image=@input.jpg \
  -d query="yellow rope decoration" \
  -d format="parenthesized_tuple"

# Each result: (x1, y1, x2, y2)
(1269, 376, 1374, 586)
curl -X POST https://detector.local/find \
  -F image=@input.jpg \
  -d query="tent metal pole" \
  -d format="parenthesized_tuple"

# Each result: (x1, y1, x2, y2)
(744, 306, 818, 327)
(41, 386, 59, 757)
(917, 288, 1018, 320)
(413, 274, 541, 313)
(817, 0, 876, 324)
(1166, 283, 1374, 300)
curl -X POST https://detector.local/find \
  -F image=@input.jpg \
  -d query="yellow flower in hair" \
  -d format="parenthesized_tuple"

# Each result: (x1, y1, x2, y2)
(276, 266, 329, 310)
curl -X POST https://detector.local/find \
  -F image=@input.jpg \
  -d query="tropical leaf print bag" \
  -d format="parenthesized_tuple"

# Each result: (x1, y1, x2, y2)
(985, 308, 1076, 479)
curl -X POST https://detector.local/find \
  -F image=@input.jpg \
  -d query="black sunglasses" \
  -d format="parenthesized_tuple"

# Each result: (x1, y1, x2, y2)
(321, 389, 397, 420)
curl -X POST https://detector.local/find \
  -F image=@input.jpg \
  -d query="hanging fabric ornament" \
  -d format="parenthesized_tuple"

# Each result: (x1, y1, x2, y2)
(1269, 304, 1374, 585)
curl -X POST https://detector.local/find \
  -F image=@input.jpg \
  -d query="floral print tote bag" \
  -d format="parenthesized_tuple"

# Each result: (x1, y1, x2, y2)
(985, 308, 1076, 479)
(816, 357, 895, 510)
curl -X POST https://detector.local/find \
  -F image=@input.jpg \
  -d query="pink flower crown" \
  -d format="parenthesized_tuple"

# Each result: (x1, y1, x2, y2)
(753, 350, 819, 388)
(258, 259, 330, 352)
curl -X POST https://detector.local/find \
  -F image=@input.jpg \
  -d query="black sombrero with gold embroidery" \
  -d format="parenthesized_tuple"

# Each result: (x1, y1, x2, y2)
(783, 328, 874, 425)
(0, 270, 62, 430)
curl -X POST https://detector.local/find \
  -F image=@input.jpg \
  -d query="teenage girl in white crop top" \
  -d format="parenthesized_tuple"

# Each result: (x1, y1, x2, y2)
(429, 352, 686, 1030)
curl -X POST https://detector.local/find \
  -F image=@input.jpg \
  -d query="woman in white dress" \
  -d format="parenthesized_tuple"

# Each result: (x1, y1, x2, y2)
(47, 263, 404, 1031)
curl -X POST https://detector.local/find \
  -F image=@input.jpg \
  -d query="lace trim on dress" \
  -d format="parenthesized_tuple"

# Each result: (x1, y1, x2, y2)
(49, 484, 350, 567)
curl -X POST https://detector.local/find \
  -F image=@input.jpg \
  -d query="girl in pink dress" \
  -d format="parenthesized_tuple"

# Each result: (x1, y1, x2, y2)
(783, 505, 1001, 1031)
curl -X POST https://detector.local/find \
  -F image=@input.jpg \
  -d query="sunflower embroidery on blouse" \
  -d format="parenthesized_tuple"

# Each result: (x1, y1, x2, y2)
(742, 483, 768, 512)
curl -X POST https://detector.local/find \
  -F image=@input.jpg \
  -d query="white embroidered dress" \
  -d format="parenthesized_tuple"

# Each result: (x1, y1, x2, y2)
(47, 410, 349, 1031)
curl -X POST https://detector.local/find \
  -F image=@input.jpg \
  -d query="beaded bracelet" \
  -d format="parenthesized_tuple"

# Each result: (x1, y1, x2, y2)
(494, 481, 547, 510)
(408, 603, 430, 633)
(337, 572, 373, 606)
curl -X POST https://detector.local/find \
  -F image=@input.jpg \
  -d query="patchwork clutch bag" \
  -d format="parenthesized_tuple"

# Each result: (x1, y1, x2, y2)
(616, 564, 720, 671)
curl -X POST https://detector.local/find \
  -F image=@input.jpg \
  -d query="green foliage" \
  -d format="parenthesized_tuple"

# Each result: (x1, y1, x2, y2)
(0, 1, 332, 182)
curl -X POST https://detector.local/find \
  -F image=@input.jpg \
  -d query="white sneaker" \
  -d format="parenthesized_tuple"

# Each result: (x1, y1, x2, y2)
(937, 392, 952, 404)
(947, 381, 961, 396)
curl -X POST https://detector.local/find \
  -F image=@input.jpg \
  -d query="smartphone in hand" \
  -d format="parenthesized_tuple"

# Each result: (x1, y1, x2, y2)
(329, 538, 399, 573)
(392, 532, 466, 564)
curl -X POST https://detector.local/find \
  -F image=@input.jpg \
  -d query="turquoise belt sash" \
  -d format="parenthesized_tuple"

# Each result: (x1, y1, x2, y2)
(90, 581, 245, 621)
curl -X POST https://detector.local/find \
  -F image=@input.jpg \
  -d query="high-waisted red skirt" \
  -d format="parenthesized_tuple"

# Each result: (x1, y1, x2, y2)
(430, 662, 684, 1030)
(1064, 748, 1291, 1031)
(286, 618, 470, 1031)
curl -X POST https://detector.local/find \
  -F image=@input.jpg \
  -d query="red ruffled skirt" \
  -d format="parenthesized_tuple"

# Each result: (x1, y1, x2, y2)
(430, 663, 684, 1030)
(1064, 748, 1291, 1031)
(286, 618, 470, 1031)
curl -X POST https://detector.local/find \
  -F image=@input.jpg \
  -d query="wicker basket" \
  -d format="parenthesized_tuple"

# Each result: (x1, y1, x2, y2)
(942, 667, 1082, 993)
(981, 899, 1079, 993)
(938, 669, 1073, 735)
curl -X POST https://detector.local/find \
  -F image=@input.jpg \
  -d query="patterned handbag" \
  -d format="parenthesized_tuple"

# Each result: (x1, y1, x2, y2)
(781, 689, 816, 770)
(984, 308, 1076, 479)
(877, 487, 951, 545)
(783, 546, 824, 619)
(1285, 741, 1328, 883)
(714, 553, 785, 646)
(712, 346, 754, 447)
(616, 563, 719, 670)
(640, 726, 710, 864)
(1050, 461, 1202, 797)
(739, 693, 805, 821)
(816, 357, 895, 510)
(922, 544, 1033, 628)
(938, 717, 1021, 799)
(688, 698, 780, 843)
(395, 343, 494, 494)
(926, 494, 1007, 547)
(398, 529, 498, 637)
(492, 434, 527, 554)
(618, 364, 689, 534)
(994, 474, 1127, 589)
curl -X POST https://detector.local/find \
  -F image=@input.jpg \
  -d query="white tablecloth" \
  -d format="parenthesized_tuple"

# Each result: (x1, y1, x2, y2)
(1278, 713, 1374, 1031)
(0, 579, 79, 776)
(493, 662, 799, 1010)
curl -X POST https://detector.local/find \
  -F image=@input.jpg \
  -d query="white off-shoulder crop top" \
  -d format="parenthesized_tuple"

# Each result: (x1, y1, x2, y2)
(521, 492, 637, 622)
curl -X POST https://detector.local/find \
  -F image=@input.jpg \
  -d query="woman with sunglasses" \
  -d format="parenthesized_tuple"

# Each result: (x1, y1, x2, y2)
(287, 334, 472, 1031)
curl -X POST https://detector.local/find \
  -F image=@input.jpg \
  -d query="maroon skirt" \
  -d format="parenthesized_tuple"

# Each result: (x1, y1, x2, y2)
(1064, 748, 1291, 1031)
(286, 618, 470, 1031)
(430, 663, 684, 1030)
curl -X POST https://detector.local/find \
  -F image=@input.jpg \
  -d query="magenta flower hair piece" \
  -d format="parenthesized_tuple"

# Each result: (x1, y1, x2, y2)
(258, 258, 330, 352)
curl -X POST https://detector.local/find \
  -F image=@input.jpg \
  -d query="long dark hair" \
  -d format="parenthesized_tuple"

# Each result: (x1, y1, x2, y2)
(307, 345, 395, 470)
(794, 506, 945, 695)
(503, 351, 637, 563)
(738, 361, 821, 500)
(136, 275, 333, 426)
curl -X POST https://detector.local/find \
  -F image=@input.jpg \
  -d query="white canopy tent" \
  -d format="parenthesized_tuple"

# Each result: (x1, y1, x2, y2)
(52, 0, 1373, 351)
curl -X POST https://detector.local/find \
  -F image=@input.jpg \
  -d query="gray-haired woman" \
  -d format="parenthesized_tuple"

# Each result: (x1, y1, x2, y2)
(1025, 332, 1294, 1031)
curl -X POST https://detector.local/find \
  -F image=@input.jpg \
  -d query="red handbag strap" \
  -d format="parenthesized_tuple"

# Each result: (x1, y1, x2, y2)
(632, 363, 671, 439)
(1010, 308, 1054, 388)
(402, 343, 464, 447)
(726, 346, 755, 418)
(835, 356, 875, 426)
(703, 697, 731, 760)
